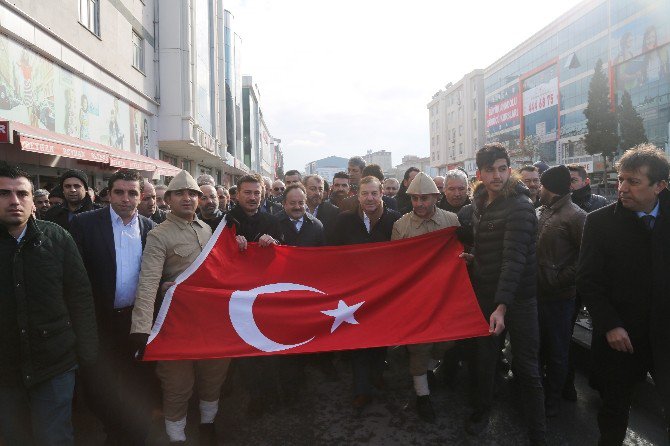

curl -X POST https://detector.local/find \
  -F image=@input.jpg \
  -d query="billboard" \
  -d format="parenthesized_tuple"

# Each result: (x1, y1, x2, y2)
(486, 83, 520, 134)
(523, 77, 558, 116)
(0, 34, 154, 156)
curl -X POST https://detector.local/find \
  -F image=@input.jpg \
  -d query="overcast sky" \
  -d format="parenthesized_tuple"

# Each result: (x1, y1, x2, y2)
(226, 0, 584, 172)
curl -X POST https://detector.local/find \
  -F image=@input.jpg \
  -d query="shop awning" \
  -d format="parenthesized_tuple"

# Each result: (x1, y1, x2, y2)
(5, 120, 181, 176)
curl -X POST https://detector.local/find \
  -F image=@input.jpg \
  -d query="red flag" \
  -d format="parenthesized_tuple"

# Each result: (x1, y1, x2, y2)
(143, 223, 489, 360)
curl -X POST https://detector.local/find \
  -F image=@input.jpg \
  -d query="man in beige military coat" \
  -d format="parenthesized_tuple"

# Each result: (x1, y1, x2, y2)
(391, 171, 460, 423)
(130, 170, 229, 445)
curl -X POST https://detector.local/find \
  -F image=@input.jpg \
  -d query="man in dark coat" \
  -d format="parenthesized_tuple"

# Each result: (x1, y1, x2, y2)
(563, 163, 609, 401)
(395, 167, 420, 214)
(304, 174, 340, 237)
(43, 169, 101, 230)
(226, 174, 282, 418)
(330, 176, 401, 410)
(438, 168, 472, 213)
(577, 144, 670, 445)
(459, 143, 546, 445)
(70, 169, 157, 445)
(199, 184, 225, 232)
(535, 166, 586, 417)
(0, 162, 98, 445)
(138, 181, 167, 224)
(519, 165, 542, 208)
(568, 164, 609, 212)
(279, 183, 325, 247)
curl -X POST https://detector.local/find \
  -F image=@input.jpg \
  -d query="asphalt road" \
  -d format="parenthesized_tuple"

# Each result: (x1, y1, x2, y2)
(73, 343, 668, 445)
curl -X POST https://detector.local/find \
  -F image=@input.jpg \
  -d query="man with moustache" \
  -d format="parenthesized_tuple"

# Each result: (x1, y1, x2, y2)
(304, 174, 340, 235)
(519, 165, 542, 208)
(328, 171, 350, 208)
(331, 176, 401, 411)
(33, 188, 50, 218)
(225, 175, 282, 417)
(347, 156, 366, 195)
(137, 182, 167, 224)
(130, 170, 229, 445)
(216, 185, 231, 212)
(70, 169, 157, 445)
(577, 144, 670, 445)
(271, 179, 286, 200)
(284, 170, 302, 186)
(438, 169, 471, 213)
(44, 169, 101, 230)
(391, 172, 460, 422)
(199, 184, 224, 232)
(155, 184, 169, 211)
(383, 178, 400, 198)
(259, 177, 283, 215)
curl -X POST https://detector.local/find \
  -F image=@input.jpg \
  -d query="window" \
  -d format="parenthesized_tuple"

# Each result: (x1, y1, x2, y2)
(79, 0, 100, 36)
(459, 143, 463, 154)
(132, 31, 144, 71)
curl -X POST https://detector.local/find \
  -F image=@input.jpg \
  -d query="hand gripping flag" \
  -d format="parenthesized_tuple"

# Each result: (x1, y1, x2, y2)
(143, 219, 490, 360)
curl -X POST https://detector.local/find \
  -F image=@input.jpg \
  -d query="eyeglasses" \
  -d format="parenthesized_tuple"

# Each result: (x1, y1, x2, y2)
(274, 187, 285, 191)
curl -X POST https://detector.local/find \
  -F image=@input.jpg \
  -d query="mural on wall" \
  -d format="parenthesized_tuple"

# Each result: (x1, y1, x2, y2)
(0, 33, 154, 156)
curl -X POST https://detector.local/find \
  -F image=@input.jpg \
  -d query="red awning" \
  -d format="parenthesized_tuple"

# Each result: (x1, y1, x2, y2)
(6, 120, 181, 176)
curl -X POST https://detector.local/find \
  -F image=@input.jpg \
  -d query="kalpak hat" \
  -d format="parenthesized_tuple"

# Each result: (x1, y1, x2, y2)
(406, 172, 440, 195)
(166, 170, 202, 195)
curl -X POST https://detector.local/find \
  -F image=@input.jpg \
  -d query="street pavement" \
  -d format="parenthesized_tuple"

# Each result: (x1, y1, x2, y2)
(73, 344, 668, 445)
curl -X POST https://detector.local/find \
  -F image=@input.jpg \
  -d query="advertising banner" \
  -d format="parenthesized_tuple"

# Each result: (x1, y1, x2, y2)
(486, 84, 520, 133)
(523, 78, 558, 116)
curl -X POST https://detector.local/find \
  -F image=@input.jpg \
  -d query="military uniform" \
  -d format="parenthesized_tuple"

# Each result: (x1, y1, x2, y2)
(390, 172, 460, 422)
(130, 170, 229, 444)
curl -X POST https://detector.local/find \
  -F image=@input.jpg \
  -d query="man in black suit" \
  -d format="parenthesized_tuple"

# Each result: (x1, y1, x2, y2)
(577, 144, 670, 445)
(70, 169, 157, 445)
(303, 174, 340, 237)
(278, 183, 325, 247)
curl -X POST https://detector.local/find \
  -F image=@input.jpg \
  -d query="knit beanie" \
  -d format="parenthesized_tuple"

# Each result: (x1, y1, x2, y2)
(59, 169, 89, 190)
(533, 160, 550, 175)
(540, 165, 571, 196)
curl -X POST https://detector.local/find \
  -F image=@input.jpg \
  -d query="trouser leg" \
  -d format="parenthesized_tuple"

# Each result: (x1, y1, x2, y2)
(651, 342, 670, 441)
(538, 298, 575, 403)
(156, 360, 195, 421)
(30, 369, 76, 446)
(195, 359, 229, 424)
(564, 295, 582, 393)
(0, 383, 33, 445)
(507, 300, 546, 442)
(351, 348, 385, 396)
(468, 334, 500, 411)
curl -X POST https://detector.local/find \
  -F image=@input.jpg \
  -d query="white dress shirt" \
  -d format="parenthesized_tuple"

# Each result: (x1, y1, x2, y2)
(110, 207, 142, 309)
(363, 212, 371, 233)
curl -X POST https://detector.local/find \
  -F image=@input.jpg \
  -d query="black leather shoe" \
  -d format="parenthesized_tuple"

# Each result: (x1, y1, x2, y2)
(416, 395, 436, 423)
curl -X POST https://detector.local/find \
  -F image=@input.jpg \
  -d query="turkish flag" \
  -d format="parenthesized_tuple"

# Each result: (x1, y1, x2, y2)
(143, 221, 490, 360)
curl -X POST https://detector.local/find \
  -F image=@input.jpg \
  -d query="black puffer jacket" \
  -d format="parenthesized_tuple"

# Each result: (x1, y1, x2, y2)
(571, 184, 608, 213)
(43, 193, 101, 231)
(467, 179, 538, 315)
(0, 218, 98, 387)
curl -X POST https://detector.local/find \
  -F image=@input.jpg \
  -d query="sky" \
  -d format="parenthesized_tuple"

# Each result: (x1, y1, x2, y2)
(226, 0, 584, 172)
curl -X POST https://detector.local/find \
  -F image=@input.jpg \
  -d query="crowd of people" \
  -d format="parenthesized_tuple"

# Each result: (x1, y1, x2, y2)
(0, 141, 668, 446)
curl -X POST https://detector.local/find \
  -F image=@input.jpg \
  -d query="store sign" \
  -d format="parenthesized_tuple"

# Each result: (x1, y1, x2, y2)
(523, 78, 558, 116)
(20, 135, 110, 163)
(0, 121, 9, 143)
(486, 94, 520, 130)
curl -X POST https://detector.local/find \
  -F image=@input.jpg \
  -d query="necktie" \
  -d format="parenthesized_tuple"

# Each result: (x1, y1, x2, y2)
(640, 214, 655, 231)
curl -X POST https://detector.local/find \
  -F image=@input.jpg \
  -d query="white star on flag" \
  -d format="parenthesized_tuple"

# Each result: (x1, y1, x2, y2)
(321, 300, 365, 333)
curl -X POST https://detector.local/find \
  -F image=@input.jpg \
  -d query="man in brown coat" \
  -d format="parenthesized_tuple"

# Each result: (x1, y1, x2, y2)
(391, 172, 460, 422)
(536, 165, 586, 418)
(130, 170, 229, 445)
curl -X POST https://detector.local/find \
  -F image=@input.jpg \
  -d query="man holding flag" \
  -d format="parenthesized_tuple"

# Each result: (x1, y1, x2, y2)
(391, 171, 460, 423)
(130, 170, 229, 445)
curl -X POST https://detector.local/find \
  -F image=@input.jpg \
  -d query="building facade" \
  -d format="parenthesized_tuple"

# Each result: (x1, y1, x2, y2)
(361, 149, 392, 173)
(393, 155, 435, 179)
(483, 0, 670, 173)
(428, 69, 485, 176)
(242, 75, 274, 178)
(305, 155, 348, 183)
(0, 0, 180, 190)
